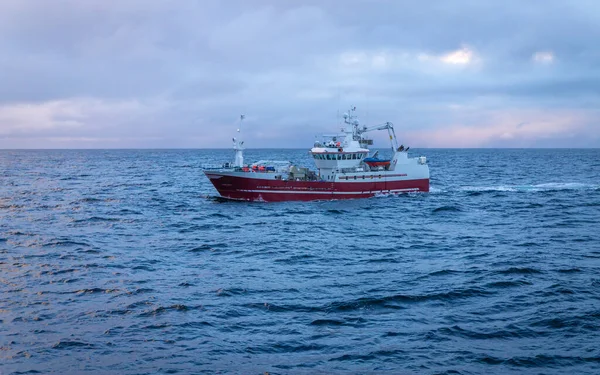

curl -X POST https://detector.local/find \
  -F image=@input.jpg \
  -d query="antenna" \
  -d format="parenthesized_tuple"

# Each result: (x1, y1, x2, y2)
(366, 92, 370, 127)
(336, 86, 341, 124)
(239, 114, 245, 132)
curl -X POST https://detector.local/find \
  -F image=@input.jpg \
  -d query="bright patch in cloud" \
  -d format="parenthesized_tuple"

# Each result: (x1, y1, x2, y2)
(532, 51, 554, 64)
(416, 46, 477, 66)
(440, 46, 475, 65)
(340, 52, 367, 66)
(0, 98, 162, 136)
(338, 51, 391, 70)
(371, 53, 389, 69)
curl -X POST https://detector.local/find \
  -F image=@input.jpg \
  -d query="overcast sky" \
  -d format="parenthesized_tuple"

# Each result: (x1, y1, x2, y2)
(1, 0, 599, 148)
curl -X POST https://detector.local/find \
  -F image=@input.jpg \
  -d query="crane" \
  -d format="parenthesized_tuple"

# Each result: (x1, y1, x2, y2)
(356, 122, 400, 153)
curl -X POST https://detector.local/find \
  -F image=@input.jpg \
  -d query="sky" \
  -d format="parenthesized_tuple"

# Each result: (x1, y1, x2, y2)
(1, 0, 599, 148)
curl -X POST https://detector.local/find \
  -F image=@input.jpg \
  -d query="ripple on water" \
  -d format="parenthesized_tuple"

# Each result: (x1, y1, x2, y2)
(2, 149, 599, 374)
(52, 341, 94, 349)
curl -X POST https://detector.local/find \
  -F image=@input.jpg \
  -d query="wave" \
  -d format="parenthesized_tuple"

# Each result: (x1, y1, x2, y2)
(310, 318, 345, 326)
(459, 182, 599, 193)
(177, 321, 213, 328)
(131, 287, 155, 295)
(432, 205, 462, 213)
(497, 267, 543, 275)
(74, 288, 120, 295)
(42, 239, 91, 248)
(72, 216, 120, 223)
(504, 354, 600, 367)
(138, 304, 198, 317)
(557, 268, 582, 273)
(215, 287, 247, 297)
(436, 324, 544, 340)
(52, 340, 94, 349)
(427, 269, 462, 277)
(329, 349, 407, 362)
(188, 243, 228, 252)
(324, 288, 493, 312)
(485, 280, 533, 289)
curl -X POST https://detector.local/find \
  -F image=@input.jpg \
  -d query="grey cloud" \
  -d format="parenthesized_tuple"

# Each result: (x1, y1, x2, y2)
(0, 0, 599, 148)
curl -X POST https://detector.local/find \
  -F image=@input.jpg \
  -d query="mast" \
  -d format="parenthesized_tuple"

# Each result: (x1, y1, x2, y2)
(233, 115, 245, 167)
(343, 106, 359, 141)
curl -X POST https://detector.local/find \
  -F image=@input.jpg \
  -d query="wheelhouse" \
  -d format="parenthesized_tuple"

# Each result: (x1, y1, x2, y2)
(311, 152, 368, 161)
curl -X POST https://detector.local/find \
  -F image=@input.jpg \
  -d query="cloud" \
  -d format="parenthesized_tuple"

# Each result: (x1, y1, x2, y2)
(404, 108, 600, 148)
(533, 51, 555, 64)
(440, 46, 476, 65)
(0, 0, 599, 148)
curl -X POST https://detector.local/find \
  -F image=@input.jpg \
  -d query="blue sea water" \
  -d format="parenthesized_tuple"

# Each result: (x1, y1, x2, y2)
(1, 148, 599, 375)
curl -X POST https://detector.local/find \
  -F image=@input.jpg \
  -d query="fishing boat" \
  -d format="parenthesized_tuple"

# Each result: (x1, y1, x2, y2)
(204, 108, 429, 201)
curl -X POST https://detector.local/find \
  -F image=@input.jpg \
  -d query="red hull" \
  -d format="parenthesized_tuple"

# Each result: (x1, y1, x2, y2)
(206, 173, 429, 202)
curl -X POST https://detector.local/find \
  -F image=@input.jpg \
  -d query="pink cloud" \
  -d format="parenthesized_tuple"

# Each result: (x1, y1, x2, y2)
(403, 109, 598, 147)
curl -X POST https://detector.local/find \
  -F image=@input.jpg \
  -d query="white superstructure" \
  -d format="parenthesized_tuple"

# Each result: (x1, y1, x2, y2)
(309, 107, 427, 181)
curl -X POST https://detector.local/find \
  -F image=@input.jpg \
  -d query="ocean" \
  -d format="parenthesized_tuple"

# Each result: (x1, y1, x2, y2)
(1, 148, 599, 374)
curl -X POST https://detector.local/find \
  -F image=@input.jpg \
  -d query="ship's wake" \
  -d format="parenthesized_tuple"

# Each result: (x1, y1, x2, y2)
(430, 182, 599, 194)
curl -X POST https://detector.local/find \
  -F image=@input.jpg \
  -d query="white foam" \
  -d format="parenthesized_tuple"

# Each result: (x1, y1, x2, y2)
(532, 182, 595, 190)
(429, 186, 445, 193)
(459, 182, 598, 193)
(459, 186, 517, 192)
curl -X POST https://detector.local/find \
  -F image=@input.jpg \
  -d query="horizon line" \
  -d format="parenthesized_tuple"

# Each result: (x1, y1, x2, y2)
(1, 147, 599, 151)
